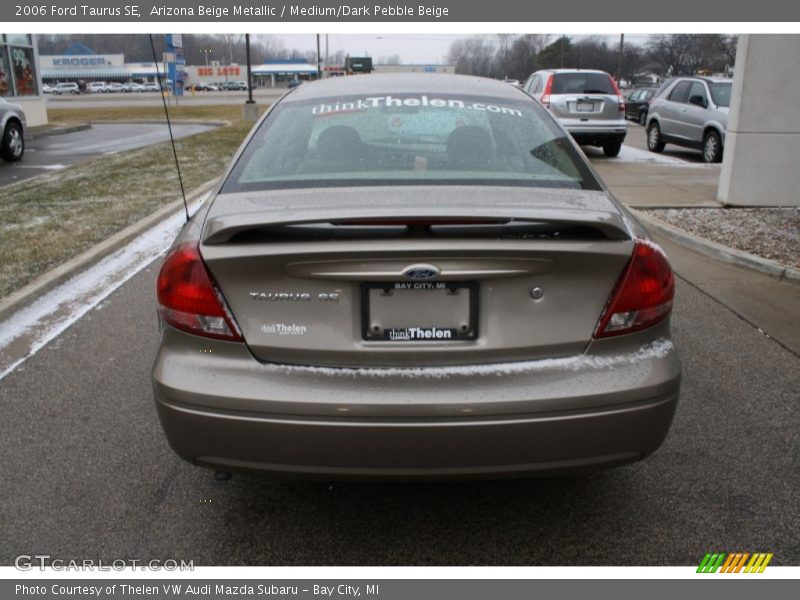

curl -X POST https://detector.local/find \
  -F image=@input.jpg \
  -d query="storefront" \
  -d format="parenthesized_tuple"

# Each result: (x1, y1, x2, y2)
(250, 60, 318, 87)
(40, 45, 128, 83)
(1, 34, 47, 126)
(40, 44, 177, 86)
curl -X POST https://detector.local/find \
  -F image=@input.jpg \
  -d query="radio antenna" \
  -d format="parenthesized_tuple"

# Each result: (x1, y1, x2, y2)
(148, 34, 189, 222)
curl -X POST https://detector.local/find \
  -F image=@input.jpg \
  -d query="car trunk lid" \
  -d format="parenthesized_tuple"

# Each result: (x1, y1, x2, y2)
(200, 186, 634, 367)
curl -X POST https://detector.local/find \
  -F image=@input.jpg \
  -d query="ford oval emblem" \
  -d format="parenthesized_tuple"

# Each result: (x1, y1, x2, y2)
(402, 264, 440, 280)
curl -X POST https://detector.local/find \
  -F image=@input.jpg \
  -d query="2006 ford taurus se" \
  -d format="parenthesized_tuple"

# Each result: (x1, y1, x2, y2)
(152, 74, 680, 478)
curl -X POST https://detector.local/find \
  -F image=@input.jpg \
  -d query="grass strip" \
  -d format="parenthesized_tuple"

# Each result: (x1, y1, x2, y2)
(0, 104, 266, 299)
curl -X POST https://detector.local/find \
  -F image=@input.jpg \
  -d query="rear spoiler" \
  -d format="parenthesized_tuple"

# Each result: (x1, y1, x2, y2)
(203, 208, 631, 245)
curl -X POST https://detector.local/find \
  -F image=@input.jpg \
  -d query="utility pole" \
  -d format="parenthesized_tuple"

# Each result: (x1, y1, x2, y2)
(245, 34, 254, 104)
(617, 34, 625, 84)
(242, 33, 257, 122)
(325, 34, 329, 78)
(316, 34, 322, 79)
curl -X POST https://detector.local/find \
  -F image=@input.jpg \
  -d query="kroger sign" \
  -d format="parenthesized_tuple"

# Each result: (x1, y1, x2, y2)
(53, 57, 108, 66)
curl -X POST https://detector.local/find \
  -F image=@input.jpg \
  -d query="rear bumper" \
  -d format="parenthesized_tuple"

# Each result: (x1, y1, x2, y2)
(156, 392, 678, 479)
(561, 119, 627, 146)
(152, 326, 681, 479)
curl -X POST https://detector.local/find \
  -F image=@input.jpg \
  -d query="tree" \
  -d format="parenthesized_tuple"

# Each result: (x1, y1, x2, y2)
(536, 36, 573, 70)
(376, 54, 402, 65)
(447, 36, 499, 78)
(646, 34, 737, 76)
(498, 34, 550, 81)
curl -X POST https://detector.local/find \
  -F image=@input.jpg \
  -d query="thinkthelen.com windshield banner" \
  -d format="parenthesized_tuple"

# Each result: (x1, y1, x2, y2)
(5, 0, 800, 22)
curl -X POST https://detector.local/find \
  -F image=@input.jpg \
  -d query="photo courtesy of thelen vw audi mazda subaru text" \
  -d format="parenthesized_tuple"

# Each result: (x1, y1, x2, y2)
(152, 74, 680, 479)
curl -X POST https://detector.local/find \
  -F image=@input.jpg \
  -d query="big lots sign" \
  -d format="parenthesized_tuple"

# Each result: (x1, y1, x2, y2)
(197, 66, 241, 77)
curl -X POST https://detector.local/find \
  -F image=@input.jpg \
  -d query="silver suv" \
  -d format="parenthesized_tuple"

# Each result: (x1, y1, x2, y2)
(646, 77, 732, 163)
(523, 69, 627, 157)
(0, 97, 26, 162)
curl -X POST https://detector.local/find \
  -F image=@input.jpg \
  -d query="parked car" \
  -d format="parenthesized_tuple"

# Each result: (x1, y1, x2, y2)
(87, 81, 107, 94)
(143, 82, 161, 92)
(523, 69, 627, 157)
(0, 97, 26, 162)
(42, 83, 55, 94)
(287, 78, 302, 89)
(502, 78, 521, 86)
(646, 77, 732, 163)
(221, 80, 247, 91)
(122, 82, 145, 93)
(202, 82, 220, 91)
(105, 82, 125, 93)
(53, 82, 79, 95)
(625, 87, 658, 125)
(152, 74, 680, 479)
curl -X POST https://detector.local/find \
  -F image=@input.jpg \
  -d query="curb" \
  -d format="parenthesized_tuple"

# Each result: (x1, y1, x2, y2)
(28, 123, 91, 140)
(0, 179, 218, 323)
(632, 209, 800, 285)
(87, 119, 230, 128)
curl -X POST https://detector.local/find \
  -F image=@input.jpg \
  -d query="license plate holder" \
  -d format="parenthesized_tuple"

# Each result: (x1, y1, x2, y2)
(576, 100, 595, 112)
(362, 281, 478, 341)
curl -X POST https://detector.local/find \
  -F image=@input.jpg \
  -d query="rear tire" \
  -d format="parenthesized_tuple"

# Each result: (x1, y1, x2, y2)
(703, 130, 723, 163)
(647, 122, 665, 153)
(603, 140, 622, 157)
(1, 121, 24, 162)
(638, 111, 647, 126)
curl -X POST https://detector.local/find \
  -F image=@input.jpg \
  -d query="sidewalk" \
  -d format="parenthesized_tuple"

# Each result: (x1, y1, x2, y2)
(593, 153, 800, 354)
(594, 160, 723, 208)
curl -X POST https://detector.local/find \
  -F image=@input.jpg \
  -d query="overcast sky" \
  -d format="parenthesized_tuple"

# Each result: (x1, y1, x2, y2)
(270, 34, 652, 64)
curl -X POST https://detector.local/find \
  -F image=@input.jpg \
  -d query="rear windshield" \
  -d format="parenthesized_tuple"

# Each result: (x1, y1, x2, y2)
(551, 72, 615, 95)
(709, 82, 732, 108)
(222, 93, 599, 193)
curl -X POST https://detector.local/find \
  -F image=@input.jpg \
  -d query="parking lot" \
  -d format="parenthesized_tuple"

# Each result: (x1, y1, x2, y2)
(0, 123, 217, 187)
(44, 87, 287, 109)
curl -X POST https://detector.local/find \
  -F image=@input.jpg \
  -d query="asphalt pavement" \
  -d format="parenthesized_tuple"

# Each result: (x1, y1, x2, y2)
(0, 122, 217, 187)
(1, 258, 798, 565)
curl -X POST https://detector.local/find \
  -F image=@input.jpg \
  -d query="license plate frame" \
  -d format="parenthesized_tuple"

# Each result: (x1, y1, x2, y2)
(576, 100, 595, 112)
(361, 281, 479, 342)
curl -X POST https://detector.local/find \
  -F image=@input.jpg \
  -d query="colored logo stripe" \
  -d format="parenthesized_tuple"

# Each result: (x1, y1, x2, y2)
(697, 552, 773, 573)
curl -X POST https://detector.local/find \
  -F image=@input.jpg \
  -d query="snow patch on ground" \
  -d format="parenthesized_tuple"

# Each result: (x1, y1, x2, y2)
(263, 339, 675, 379)
(0, 196, 207, 380)
(615, 145, 712, 168)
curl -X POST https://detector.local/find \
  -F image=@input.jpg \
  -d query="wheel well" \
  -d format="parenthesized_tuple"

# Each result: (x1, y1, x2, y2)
(703, 126, 721, 141)
(3, 116, 22, 132)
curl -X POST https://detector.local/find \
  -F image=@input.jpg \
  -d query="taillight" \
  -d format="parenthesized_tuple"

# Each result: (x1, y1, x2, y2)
(157, 241, 243, 341)
(541, 74, 553, 108)
(610, 75, 625, 112)
(594, 239, 675, 338)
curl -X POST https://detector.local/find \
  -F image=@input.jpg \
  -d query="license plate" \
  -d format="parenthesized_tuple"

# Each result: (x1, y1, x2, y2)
(576, 100, 594, 112)
(362, 282, 478, 341)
